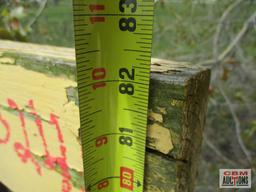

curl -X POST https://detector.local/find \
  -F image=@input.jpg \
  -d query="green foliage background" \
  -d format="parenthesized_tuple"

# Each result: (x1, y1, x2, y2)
(0, 0, 256, 191)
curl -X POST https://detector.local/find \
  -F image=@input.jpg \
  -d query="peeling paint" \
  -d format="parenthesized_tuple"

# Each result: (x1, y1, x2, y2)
(156, 107, 167, 115)
(170, 99, 184, 108)
(148, 110, 163, 123)
(0, 57, 15, 65)
(147, 123, 173, 154)
(0, 40, 211, 192)
(65, 86, 78, 106)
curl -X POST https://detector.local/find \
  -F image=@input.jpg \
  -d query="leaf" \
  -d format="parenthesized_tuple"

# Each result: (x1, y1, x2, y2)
(10, 6, 25, 19)
(1, 9, 9, 17)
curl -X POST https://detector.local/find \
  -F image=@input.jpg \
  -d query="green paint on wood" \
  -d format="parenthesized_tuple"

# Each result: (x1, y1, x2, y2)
(0, 40, 211, 192)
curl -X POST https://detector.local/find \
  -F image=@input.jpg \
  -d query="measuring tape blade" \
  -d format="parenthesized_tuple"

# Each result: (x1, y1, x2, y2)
(73, 0, 154, 191)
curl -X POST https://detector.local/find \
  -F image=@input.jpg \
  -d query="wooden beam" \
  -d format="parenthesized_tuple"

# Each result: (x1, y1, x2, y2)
(0, 40, 210, 192)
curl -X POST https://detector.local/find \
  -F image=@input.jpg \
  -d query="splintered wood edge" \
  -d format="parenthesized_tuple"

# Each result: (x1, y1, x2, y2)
(0, 40, 201, 73)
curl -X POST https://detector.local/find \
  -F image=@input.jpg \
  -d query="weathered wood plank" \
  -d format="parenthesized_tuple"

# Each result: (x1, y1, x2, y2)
(0, 40, 210, 192)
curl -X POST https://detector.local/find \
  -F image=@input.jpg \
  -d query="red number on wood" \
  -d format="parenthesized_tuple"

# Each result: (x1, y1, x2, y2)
(7, 98, 42, 175)
(49, 113, 72, 192)
(0, 99, 73, 192)
(0, 113, 10, 144)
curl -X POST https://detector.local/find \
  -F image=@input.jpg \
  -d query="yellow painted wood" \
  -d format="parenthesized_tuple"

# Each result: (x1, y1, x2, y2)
(0, 63, 175, 192)
(0, 64, 83, 192)
(0, 40, 210, 192)
(0, 40, 76, 62)
(0, 110, 81, 192)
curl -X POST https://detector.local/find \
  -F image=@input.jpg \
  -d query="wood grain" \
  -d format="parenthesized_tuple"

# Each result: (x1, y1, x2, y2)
(0, 40, 210, 192)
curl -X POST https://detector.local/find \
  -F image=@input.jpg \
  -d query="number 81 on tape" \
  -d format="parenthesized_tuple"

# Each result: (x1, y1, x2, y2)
(120, 167, 134, 191)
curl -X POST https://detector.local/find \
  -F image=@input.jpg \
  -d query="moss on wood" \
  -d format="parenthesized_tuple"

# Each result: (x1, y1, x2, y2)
(0, 40, 210, 192)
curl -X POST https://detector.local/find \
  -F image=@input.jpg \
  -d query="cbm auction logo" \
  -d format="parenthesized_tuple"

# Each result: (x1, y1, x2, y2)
(219, 169, 251, 188)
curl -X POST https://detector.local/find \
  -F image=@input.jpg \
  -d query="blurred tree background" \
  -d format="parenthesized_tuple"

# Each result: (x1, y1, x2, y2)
(0, 0, 74, 46)
(0, 0, 256, 191)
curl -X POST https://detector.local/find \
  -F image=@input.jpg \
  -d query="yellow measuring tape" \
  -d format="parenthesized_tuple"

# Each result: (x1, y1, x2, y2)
(72, 0, 154, 191)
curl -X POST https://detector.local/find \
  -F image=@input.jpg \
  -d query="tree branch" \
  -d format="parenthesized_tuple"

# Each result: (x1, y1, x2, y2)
(217, 11, 256, 63)
(26, 0, 48, 30)
(213, 0, 244, 60)
(204, 134, 238, 167)
(199, 11, 256, 67)
(217, 83, 252, 165)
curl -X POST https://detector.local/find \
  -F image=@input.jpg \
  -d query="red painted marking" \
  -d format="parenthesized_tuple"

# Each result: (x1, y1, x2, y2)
(0, 113, 10, 144)
(50, 113, 72, 192)
(28, 100, 51, 168)
(7, 98, 42, 175)
(50, 114, 64, 143)
(120, 167, 134, 191)
(90, 16, 105, 24)
(89, 4, 105, 12)
(13, 142, 41, 174)
(13, 142, 32, 163)
(7, 99, 29, 147)
(1, 99, 75, 192)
